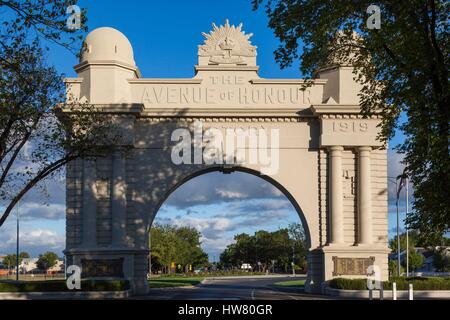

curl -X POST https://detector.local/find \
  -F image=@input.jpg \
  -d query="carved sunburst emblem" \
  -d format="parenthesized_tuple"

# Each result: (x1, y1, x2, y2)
(198, 19, 257, 65)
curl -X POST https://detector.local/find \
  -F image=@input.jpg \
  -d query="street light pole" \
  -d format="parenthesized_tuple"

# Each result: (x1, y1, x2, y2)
(406, 178, 409, 277)
(388, 177, 400, 277)
(396, 195, 401, 277)
(15, 203, 19, 281)
(292, 242, 295, 276)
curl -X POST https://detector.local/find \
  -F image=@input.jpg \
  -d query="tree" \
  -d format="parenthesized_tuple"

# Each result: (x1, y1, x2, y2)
(388, 260, 404, 278)
(149, 224, 208, 274)
(288, 223, 308, 271)
(432, 247, 450, 272)
(173, 226, 209, 271)
(219, 225, 308, 273)
(402, 249, 425, 272)
(2, 254, 21, 269)
(35, 251, 58, 272)
(389, 231, 418, 252)
(19, 252, 29, 259)
(0, 1, 120, 228)
(252, 1, 450, 241)
(150, 225, 177, 273)
(389, 230, 449, 251)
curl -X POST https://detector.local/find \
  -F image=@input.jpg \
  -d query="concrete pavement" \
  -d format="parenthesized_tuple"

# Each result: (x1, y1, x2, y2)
(137, 276, 337, 300)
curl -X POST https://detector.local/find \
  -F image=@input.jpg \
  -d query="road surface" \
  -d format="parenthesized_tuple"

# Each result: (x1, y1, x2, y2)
(138, 276, 337, 300)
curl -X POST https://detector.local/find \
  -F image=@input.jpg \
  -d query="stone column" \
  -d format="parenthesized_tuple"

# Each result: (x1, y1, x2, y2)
(330, 146, 344, 244)
(112, 149, 127, 246)
(358, 146, 372, 245)
(82, 159, 97, 247)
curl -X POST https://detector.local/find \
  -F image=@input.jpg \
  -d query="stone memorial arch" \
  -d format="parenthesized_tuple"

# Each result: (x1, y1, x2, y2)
(63, 21, 389, 295)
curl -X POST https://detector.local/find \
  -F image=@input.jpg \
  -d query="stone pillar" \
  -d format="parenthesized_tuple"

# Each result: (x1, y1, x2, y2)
(358, 146, 372, 245)
(330, 146, 344, 244)
(112, 149, 127, 246)
(82, 159, 97, 247)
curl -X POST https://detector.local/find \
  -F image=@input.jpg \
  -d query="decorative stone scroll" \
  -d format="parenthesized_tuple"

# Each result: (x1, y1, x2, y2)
(332, 256, 375, 276)
(81, 258, 124, 278)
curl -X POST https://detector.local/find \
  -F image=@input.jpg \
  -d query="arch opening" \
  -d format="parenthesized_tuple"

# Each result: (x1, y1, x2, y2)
(147, 166, 312, 277)
(150, 166, 312, 248)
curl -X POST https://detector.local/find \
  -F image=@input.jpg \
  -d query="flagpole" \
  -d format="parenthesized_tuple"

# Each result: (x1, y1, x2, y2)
(16, 202, 19, 281)
(406, 177, 409, 277)
(389, 176, 402, 277)
(396, 195, 401, 277)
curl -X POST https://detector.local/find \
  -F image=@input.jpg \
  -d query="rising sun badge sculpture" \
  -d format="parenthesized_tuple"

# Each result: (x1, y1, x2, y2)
(198, 19, 257, 65)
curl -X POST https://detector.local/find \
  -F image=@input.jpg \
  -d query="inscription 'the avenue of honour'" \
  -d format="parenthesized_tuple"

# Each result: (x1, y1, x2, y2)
(142, 76, 311, 106)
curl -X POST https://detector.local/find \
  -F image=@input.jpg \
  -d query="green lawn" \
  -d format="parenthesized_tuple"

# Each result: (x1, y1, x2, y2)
(273, 279, 306, 287)
(148, 277, 204, 288)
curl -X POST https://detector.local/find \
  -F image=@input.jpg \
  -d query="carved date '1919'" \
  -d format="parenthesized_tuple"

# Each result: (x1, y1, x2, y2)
(333, 121, 368, 133)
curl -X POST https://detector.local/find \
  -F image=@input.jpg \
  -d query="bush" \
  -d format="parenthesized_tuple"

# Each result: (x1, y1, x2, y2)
(0, 279, 130, 292)
(388, 260, 405, 277)
(329, 277, 450, 291)
(329, 278, 368, 290)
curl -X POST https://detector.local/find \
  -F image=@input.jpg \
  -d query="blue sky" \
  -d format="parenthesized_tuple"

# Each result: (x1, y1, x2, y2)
(0, 0, 410, 259)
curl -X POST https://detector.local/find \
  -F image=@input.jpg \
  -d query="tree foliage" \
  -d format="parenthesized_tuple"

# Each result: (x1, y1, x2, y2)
(252, 0, 449, 241)
(389, 230, 419, 252)
(2, 253, 20, 269)
(432, 247, 450, 272)
(389, 230, 449, 251)
(35, 251, 58, 271)
(220, 223, 307, 272)
(1, 251, 30, 269)
(19, 251, 29, 259)
(388, 260, 404, 277)
(0, 1, 120, 227)
(406, 249, 425, 271)
(150, 224, 209, 273)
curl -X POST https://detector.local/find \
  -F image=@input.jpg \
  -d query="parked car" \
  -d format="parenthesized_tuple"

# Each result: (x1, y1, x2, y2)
(193, 268, 202, 274)
(241, 263, 252, 271)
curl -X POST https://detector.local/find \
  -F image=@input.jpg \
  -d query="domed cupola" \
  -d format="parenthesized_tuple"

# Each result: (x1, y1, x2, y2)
(80, 27, 136, 67)
(73, 27, 140, 104)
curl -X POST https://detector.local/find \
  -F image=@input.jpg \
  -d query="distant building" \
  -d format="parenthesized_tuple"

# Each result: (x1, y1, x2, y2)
(48, 259, 64, 274)
(389, 246, 450, 273)
(20, 258, 38, 273)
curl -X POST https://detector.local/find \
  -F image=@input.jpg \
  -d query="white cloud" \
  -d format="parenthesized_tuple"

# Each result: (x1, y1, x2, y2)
(170, 216, 234, 240)
(201, 237, 235, 260)
(19, 202, 65, 220)
(0, 225, 64, 257)
(165, 172, 285, 209)
(215, 188, 247, 199)
(20, 229, 65, 250)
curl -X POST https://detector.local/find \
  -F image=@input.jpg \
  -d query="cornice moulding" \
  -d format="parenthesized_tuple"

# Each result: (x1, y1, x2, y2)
(194, 65, 259, 72)
(74, 60, 141, 78)
(312, 104, 361, 114)
(64, 78, 84, 83)
(250, 78, 328, 85)
(57, 103, 145, 114)
(140, 107, 314, 118)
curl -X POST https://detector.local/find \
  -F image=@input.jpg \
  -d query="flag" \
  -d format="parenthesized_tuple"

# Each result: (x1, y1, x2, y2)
(397, 175, 407, 200)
